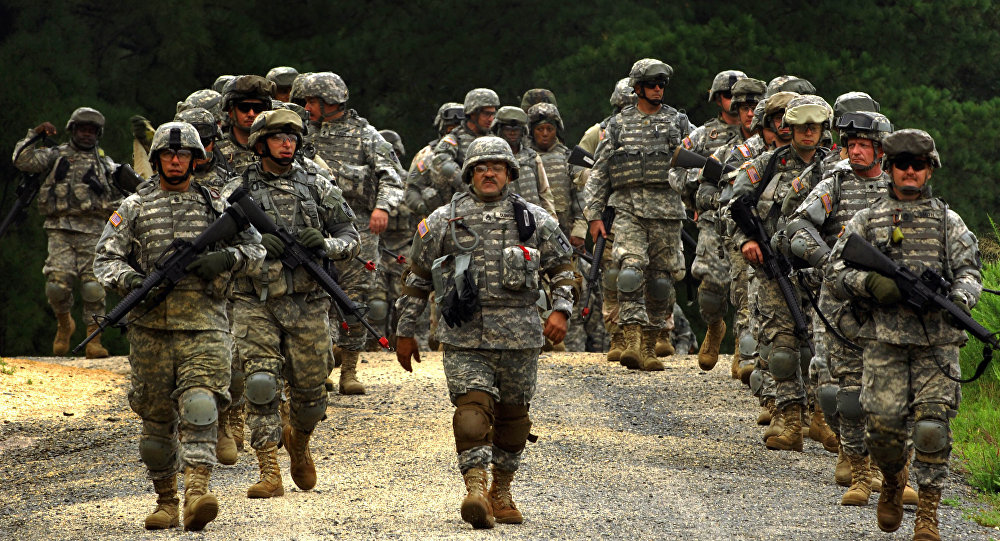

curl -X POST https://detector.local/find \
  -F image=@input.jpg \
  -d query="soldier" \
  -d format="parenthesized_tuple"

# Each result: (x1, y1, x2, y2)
(829, 129, 978, 540)
(825, 92, 881, 169)
(212, 75, 235, 94)
(372, 128, 411, 347)
(300, 71, 404, 394)
(489, 106, 556, 214)
(730, 95, 832, 451)
(266, 66, 299, 102)
(394, 136, 577, 529)
(584, 58, 690, 372)
(406, 101, 464, 218)
(13, 107, 127, 358)
(428, 88, 500, 210)
(216, 75, 275, 175)
(93, 122, 264, 530)
(233, 109, 360, 499)
(519, 88, 557, 112)
(175, 107, 232, 187)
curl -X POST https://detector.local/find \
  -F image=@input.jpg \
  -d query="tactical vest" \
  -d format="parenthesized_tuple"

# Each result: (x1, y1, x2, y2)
(820, 170, 889, 245)
(133, 186, 217, 292)
(535, 143, 572, 213)
(192, 160, 232, 190)
(312, 111, 375, 211)
(215, 132, 257, 175)
(683, 117, 740, 158)
(439, 126, 477, 175)
(511, 147, 545, 209)
(866, 197, 948, 278)
(754, 147, 825, 237)
(38, 145, 118, 217)
(606, 105, 684, 190)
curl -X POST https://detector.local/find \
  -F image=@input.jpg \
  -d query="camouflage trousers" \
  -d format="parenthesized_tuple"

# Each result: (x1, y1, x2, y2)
(862, 341, 961, 490)
(372, 245, 406, 345)
(820, 289, 867, 455)
(330, 226, 380, 352)
(729, 246, 756, 374)
(566, 256, 607, 352)
(671, 303, 698, 354)
(691, 218, 730, 325)
(444, 345, 539, 473)
(43, 228, 106, 320)
(126, 326, 232, 480)
(611, 212, 683, 330)
(233, 293, 333, 450)
(749, 271, 811, 408)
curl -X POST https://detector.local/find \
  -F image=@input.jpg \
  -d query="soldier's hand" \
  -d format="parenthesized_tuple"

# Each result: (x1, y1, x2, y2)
(261, 233, 285, 259)
(369, 209, 389, 234)
(864, 272, 901, 305)
(395, 336, 421, 372)
(122, 271, 145, 291)
(569, 235, 585, 248)
(185, 251, 236, 280)
(34, 122, 56, 136)
(543, 310, 569, 345)
(944, 295, 972, 327)
(296, 227, 325, 250)
(129, 115, 155, 148)
(741, 240, 763, 264)
(588, 219, 606, 242)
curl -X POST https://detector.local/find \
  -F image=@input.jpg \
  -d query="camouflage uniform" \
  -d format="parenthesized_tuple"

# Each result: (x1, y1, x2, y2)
(405, 102, 464, 218)
(372, 129, 411, 345)
(216, 76, 276, 175)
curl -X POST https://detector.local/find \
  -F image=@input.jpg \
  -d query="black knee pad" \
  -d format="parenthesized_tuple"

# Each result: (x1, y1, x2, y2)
(913, 403, 951, 464)
(493, 403, 532, 454)
(453, 390, 494, 453)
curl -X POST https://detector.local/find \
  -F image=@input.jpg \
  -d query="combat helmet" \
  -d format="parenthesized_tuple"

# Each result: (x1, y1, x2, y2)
(765, 75, 815, 98)
(883, 128, 941, 168)
(273, 101, 313, 135)
(289, 72, 313, 106)
(527, 102, 564, 141)
(836, 111, 892, 145)
(463, 88, 500, 116)
(707, 70, 746, 102)
(222, 75, 276, 112)
(66, 107, 105, 135)
(628, 58, 673, 87)
(174, 107, 221, 145)
(212, 75, 235, 94)
(266, 66, 299, 89)
(461, 136, 520, 183)
(782, 95, 833, 128)
(833, 91, 880, 121)
(247, 109, 303, 151)
(749, 98, 767, 132)
(177, 89, 223, 123)
(520, 88, 557, 112)
(300, 72, 349, 105)
(379, 129, 405, 160)
(434, 102, 464, 134)
(490, 105, 528, 137)
(610, 77, 637, 110)
(729, 78, 766, 114)
(148, 122, 207, 165)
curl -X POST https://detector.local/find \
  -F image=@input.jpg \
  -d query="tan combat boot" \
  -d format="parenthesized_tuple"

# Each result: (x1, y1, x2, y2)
(339, 350, 366, 395)
(620, 324, 642, 369)
(216, 411, 237, 466)
(730, 342, 741, 379)
(488, 465, 523, 524)
(639, 329, 665, 371)
(765, 403, 804, 452)
(460, 467, 495, 529)
(758, 398, 773, 425)
(654, 328, 674, 357)
(282, 425, 317, 490)
(913, 486, 942, 541)
(52, 312, 75, 356)
(697, 319, 726, 370)
(738, 362, 754, 386)
(807, 406, 839, 453)
(84, 324, 109, 358)
(182, 465, 218, 531)
(229, 404, 246, 451)
(144, 475, 179, 530)
(607, 331, 625, 363)
(835, 445, 852, 487)
(841, 453, 873, 506)
(247, 442, 284, 498)
(904, 483, 919, 506)
(762, 400, 785, 442)
(876, 465, 907, 532)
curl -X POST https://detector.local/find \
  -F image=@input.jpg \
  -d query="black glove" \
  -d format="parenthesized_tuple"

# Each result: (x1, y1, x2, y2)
(944, 295, 972, 327)
(864, 272, 902, 305)
(122, 271, 145, 291)
(261, 233, 285, 259)
(185, 251, 236, 280)
(130, 115, 154, 149)
(441, 269, 481, 328)
(296, 227, 325, 250)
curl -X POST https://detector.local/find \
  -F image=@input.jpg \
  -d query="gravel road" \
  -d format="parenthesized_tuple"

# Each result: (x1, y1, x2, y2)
(1, 352, 997, 540)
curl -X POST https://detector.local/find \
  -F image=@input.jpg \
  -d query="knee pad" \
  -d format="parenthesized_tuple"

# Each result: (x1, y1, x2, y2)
(45, 280, 72, 305)
(179, 388, 218, 427)
(913, 403, 951, 457)
(493, 403, 532, 454)
(244, 371, 280, 406)
(602, 268, 619, 291)
(697, 285, 725, 316)
(757, 342, 773, 366)
(367, 298, 389, 324)
(749, 369, 765, 396)
(616, 266, 643, 294)
(738, 331, 758, 356)
(80, 280, 106, 303)
(647, 277, 674, 302)
(139, 434, 178, 472)
(816, 384, 838, 419)
(837, 387, 863, 422)
(290, 384, 328, 429)
(768, 346, 799, 381)
(453, 390, 494, 453)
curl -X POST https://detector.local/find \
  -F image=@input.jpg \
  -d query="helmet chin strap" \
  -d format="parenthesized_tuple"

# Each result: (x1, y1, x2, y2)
(156, 161, 192, 185)
(850, 158, 878, 172)
(637, 88, 662, 106)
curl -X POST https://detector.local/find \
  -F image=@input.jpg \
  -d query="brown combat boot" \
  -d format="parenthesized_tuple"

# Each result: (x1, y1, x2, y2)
(762, 400, 786, 443)
(216, 411, 237, 466)
(282, 425, 317, 490)
(339, 350, 366, 395)
(758, 399, 772, 425)
(488, 466, 523, 524)
(739, 362, 754, 386)
(697, 319, 726, 370)
(247, 443, 284, 498)
(835, 445, 852, 487)
(807, 406, 839, 453)
(84, 324, 109, 358)
(620, 324, 642, 369)
(639, 330, 664, 371)
(841, 453, 873, 506)
(876, 465, 907, 532)
(144, 475, 179, 530)
(228, 404, 246, 451)
(654, 328, 674, 357)
(52, 312, 75, 356)
(766, 403, 804, 452)
(460, 467, 495, 529)
(607, 331, 625, 362)
(730, 343, 741, 379)
(182, 465, 218, 531)
(913, 486, 942, 541)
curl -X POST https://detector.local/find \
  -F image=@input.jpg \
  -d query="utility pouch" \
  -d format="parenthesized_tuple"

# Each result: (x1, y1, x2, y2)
(501, 245, 540, 291)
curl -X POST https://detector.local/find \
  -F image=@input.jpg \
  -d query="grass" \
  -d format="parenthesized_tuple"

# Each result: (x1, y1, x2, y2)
(0, 358, 14, 375)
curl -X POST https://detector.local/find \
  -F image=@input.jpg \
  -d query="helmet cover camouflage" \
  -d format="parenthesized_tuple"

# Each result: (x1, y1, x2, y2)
(66, 107, 105, 133)
(520, 88, 557, 112)
(836, 111, 892, 144)
(610, 77, 637, 109)
(149, 121, 207, 164)
(378, 129, 405, 159)
(434, 101, 465, 132)
(212, 75, 235, 94)
(782, 95, 833, 127)
(174, 107, 221, 142)
(223, 75, 276, 111)
(266, 66, 299, 88)
(463, 88, 501, 116)
(289, 72, 313, 105)
(728, 77, 765, 114)
(749, 98, 768, 132)
(765, 75, 815, 98)
(177, 89, 223, 123)
(764, 91, 799, 125)
(527, 102, 564, 143)
(300, 72, 348, 105)
(882, 128, 941, 168)
(707, 70, 746, 102)
(461, 135, 520, 183)
(833, 91, 881, 120)
(628, 58, 673, 87)
(247, 109, 303, 149)
(490, 105, 528, 138)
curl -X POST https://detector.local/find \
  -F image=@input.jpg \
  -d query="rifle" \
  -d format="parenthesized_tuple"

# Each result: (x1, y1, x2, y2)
(73, 188, 254, 353)
(840, 232, 999, 383)
(580, 206, 615, 318)
(568, 145, 595, 169)
(0, 132, 56, 240)
(230, 188, 390, 350)
(382, 247, 407, 265)
(730, 194, 812, 350)
(670, 147, 737, 186)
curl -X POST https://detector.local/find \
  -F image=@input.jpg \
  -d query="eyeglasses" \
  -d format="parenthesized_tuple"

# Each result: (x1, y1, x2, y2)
(792, 122, 823, 134)
(235, 102, 269, 114)
(268, 133, 298, 144)
(892, 156, 928, 171)
(836, 111, 892, 132)
(473, 163, 507, 175)
(477, 109, 497, 118)
(160, 149, 193, 161)
(641, 80, 667, 90)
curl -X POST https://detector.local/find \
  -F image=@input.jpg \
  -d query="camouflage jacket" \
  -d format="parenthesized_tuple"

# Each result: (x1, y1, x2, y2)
(405, 142, 439, 218)
(429, 124, 480, 206)
(512, 145, 557, 219)
(532, 141, 585, 238)
(215, 130, 257, 176)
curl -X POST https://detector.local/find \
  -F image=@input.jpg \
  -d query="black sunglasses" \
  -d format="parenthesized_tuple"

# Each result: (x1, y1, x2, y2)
(235, 102, 269, 114)
(641, 80, 667, 90)
(891, 156, 928, 171)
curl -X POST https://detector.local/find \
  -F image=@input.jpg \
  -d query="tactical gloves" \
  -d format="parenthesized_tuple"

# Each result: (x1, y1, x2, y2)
(944, 295, 972, 327)
(864, 272, 902, 305)
(186, 251, 236, 280)
(130, 115, 155, 152)
(441, 269, 481, 328)
(261, 233, 285, 259)
(296, 227, 325, 250)
(122, 271, 145, 291)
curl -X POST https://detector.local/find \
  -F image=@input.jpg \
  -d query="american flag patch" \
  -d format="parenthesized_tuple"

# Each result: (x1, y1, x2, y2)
(821, 193, 833, 214)
(109, 211, 122, 227)
(792, 177, 803, 193)
(682, 137, 693, 149)
(738, 144, 751, 158)
(416, 159, 426, 172)
(416, 219, 429, 238)
(747, 164, 761, 184)
(444, 136, 458, 147)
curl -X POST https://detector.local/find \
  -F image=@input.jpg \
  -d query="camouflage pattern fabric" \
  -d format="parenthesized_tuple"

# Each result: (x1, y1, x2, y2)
(331, 228, 380, 351)
(670, 303, 698, 353)
(428, 125, 480, 208)
(404, 142, 439, 217)
(42, 229, 105, 320)
(510, 145, 557, 217)
(215, 131, 257, 175)
(532, 142, 586, 239)
(611, 212, 684, 329)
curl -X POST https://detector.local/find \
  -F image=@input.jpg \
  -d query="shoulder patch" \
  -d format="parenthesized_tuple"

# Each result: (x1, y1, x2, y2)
(682, 137, 693, 149)
(109, 211, 122, 228)
(342, 201, 355, 219)
(209, 187, 221, 199)
(791, 177, 803, 193)
(444, 135, 458, 147)
(821, 193, 833, 214)
(416, 218, 429, 238)
(747, 164, 761, 185)
(738, 144, 751, 158)
(416, 158, 427, 172)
